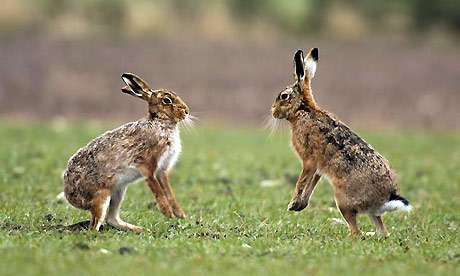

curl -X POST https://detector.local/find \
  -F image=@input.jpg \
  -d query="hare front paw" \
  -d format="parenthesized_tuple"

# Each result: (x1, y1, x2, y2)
(287, 198, 302, 211)
(158, 203, 175, 218)
(172, 206, 186, 219)
(287, 198, 309, 211)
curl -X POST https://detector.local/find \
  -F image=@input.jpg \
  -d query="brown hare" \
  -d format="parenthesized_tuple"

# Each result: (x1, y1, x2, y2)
(63, 73, 190, 233)
(271, 48, 411, 236)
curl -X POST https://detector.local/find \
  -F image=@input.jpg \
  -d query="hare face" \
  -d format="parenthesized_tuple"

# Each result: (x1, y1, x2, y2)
(271, 49, 318, 121)
(149, 90, 189, 123)
(121, 73, 189, 123)
(271, 84, 303, 120)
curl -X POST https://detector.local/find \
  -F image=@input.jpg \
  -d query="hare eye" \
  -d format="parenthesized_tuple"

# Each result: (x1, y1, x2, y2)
(162, 98, 172, 104)
(280, 93, 289, 100)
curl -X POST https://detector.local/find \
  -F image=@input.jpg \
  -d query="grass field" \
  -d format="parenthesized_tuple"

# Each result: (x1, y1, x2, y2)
(0, 123, 459, 276)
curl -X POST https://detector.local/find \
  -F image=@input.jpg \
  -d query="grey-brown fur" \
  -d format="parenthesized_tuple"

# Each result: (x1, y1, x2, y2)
(271, 49, 411, 236)
(291, 109, 398, 212)
(64, 119, 174, 209)
(63, 73, 190, 233)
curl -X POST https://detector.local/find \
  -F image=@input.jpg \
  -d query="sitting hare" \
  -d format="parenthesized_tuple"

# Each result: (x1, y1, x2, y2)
(63, 73, 189, 233)
(271, 48, 411, 236)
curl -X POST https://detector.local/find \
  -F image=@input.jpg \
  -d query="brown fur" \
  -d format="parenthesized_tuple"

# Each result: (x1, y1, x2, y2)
(272, 49, 408, 236)
(64, 73, 189, 233)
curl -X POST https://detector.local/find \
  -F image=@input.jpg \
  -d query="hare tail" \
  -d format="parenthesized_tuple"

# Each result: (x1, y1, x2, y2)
(382, 193, 412, 213)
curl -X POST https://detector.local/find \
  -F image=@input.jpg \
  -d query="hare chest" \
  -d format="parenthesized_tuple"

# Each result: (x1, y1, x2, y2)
(156, 133, 181, 173)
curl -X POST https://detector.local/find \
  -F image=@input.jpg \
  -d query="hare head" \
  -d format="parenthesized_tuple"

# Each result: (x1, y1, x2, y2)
(121, 73, 189, 123)
(271, 48, 319, 120)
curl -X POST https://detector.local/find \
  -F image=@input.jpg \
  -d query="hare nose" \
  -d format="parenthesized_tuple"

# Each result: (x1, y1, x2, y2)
(184, 109, 189, 115)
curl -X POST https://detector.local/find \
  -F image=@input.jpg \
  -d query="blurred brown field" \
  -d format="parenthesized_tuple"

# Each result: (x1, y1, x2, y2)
(0, 0, 459, 129)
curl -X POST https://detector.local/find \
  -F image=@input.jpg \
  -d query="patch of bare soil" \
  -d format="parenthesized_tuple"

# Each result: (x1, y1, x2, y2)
(43, 220, 117, 233)
(0, 221, 22, 233)
(0, 35, 459, 128)
(0, 214, 117, 234)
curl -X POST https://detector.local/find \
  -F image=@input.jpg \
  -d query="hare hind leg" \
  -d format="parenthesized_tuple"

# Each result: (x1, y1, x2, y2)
(334, 188, 361, 235)
(338, 206, 361, 235)
(106, 185, 142, 233)
(89, 190, 111, 231)
(369, 215, 389, 237)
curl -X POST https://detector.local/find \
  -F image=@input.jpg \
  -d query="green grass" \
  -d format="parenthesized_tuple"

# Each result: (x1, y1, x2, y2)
(0, 123, 459, 276)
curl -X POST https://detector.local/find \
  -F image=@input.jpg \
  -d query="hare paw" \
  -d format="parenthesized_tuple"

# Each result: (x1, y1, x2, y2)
(172, 208, 186, 219)
(107, 218, 143, 234)
(287, 199, 303, 211)
(158, 204, 175, 218)
(288, 195, 310, 211)
(131, 226, 143, 234)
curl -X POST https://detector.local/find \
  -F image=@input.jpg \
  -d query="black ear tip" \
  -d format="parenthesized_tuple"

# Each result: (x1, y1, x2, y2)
(121, 73, 133, 80)
(294, 49, 304, 59)
(311, 48, 319, 61)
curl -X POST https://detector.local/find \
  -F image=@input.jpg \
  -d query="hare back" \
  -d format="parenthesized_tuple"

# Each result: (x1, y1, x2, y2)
(63, 118, 177, 209)
(293, 111, 395, 177)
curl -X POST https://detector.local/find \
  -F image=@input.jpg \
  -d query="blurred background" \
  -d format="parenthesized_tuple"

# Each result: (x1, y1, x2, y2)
(0, 0, 459, 128)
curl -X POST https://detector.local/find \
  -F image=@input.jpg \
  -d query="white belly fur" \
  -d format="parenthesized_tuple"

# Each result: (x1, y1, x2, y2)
(156, 130, 181, 173)
(317, 170, 333, 185)
(113, 166, 142, 191)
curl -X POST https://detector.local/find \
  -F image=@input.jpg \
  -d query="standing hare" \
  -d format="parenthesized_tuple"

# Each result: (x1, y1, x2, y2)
(271, 48, 411, 236)
(64, 73, 189, 233)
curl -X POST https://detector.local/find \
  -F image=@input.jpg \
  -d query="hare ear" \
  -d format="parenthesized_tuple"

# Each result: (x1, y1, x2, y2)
(121, 85, 143, 99)
(293, 50, 305, 83)
(304, 48, 318, 80)
(121, 73, 152, 100)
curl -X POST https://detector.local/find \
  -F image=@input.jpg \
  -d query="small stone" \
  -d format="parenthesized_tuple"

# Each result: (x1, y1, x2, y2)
(56, 192, 66, 201)
(13, 167, 25, 175)
(74, 242, 90, 250)
(44, 214, 54, 222)
(365, 231, 376, 237)
(242, 243, 251, 249)
(330, 218, 346, 225)
(119, 246, 133, 255)
(260, 179, 281, 187)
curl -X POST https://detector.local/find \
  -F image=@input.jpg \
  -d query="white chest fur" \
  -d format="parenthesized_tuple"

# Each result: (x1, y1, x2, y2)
(156, 127, 181, 173)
